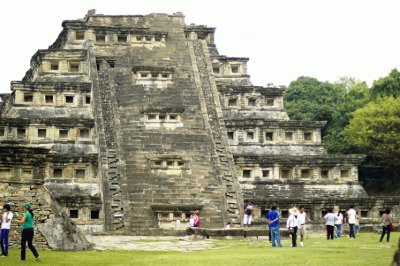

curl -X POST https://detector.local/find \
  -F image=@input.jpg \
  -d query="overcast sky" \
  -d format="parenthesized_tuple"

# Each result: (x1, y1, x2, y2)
(1, 0, 399, 94)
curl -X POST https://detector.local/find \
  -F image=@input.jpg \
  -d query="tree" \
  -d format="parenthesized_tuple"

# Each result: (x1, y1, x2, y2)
(335, 76, 359, 91)
(343, 96, 400, 170)
(323, 81, 371, 153)
(284, 76, 346, 124)
(284, 76, 367, 153)
(371, 68, 400, 98)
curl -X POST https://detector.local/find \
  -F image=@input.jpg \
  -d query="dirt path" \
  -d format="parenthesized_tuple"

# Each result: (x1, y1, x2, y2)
(90, 236, 214, 252)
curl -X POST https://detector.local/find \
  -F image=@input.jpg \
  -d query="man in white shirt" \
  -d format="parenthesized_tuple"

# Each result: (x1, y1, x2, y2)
(324, 209, 335, 240)
(346, 206, 357, 239)
(1, 204, 13, 257)
(298, 206, 309, 247)
(287, 207, 300, 247)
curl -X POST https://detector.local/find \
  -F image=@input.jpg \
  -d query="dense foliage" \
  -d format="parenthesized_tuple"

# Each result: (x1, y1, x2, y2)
(371, 69, 400, 98)
(343, 96, 400, 166)
(284, 69, 400, 194)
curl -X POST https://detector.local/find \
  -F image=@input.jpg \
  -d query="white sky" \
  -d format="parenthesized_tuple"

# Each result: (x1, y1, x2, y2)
(0, 0, 399, 94)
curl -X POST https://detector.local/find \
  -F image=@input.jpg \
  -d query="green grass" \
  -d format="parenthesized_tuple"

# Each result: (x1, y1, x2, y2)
(1, 232, 398, 266)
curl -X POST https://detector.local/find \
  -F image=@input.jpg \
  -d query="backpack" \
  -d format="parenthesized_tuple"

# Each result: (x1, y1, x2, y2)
(194, 217, 200, 227)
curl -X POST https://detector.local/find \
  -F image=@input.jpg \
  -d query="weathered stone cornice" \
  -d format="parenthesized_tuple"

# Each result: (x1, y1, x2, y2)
(49, 153, 98, 163)
(132, 66, 174, 73)
(45, 183, 101, 200)
(69, 25, 167, 36)
(218, 85, 285, 95)
(0, 118, 94, 127)
(150, 204, 203, 212)
(0, 146, 49, 164)
(30, 49, 87, 66)
(225, 119, 326, 128)
(217, 55, 249, 62)
(140, 107, 185, 114)
(234, 154, 366, 166)
(11, 81, 91, 92)
(185, 25, 215, 34)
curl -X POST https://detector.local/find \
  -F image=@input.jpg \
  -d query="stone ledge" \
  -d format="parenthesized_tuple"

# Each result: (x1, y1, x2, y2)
(150, 204, 203, 212)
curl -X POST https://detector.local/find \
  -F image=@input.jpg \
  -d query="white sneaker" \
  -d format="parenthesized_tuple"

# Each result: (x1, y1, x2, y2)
(300, 242, 304, 247)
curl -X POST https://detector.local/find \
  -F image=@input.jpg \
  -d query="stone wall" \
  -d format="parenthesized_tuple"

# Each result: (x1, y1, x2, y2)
(0, 183, 51, 249)
(0, 182, 92, 250)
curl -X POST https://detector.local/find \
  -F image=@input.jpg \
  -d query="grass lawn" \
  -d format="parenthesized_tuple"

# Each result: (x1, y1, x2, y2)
(1, 232, 398, 266)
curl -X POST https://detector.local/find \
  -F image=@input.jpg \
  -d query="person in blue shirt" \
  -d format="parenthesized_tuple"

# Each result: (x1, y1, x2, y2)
(266, 206, 282, 247)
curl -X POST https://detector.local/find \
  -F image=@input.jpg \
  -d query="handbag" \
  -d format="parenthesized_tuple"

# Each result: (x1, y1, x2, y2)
(386, 213, 394, 231)
(389, 222, 394, 231)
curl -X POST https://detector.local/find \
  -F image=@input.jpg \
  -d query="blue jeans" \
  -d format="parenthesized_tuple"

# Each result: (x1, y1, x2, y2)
(335, 224, 342, 238)
(355, 225, 360, 234)
(0, 229, 10, 256)
(349, 224, 355, 238)
(270, 227, 282, 247)
(380, 225, 390, 242)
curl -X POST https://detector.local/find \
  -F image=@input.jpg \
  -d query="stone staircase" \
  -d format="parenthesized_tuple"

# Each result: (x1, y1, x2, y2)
(104, 149, 124, 231)
(188, 39, 243, 224)
(91, 56, 124, 231)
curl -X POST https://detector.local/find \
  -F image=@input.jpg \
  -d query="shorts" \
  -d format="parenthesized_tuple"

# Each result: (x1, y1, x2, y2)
(299, 225, 306, 235)
(243, 214, 252, 225)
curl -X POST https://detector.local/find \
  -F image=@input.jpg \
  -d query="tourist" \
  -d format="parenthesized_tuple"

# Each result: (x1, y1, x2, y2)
(324, 208, 335, 240)
(265, 209, 272, 243)
(15, 203, 40, 261)
(194, 210, 200, 228)
(266, 206, 282, 247)
(346, 206, 357, 239)
(334, 209, 344, 238)
(226, 222, 233, 229)
(243, 200, 253, 228)
(380, 209, 392, 243)
(189, 210, 200, 228)
(268, 229, 272, 243)
(287, 207, 300, 247)
(298, 206, 309, 247)
(354, 215, 361, 236)
(189, 211, 196, 227)
(0, 204, 13, 257)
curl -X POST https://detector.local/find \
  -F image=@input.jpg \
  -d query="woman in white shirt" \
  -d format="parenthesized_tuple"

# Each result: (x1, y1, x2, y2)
(380, 209, 392, 242)
(324, 208, 335, 240)
(287, 207, 300, 247)
(1, 204, 13, 257)
(334, 210, 343, 238)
